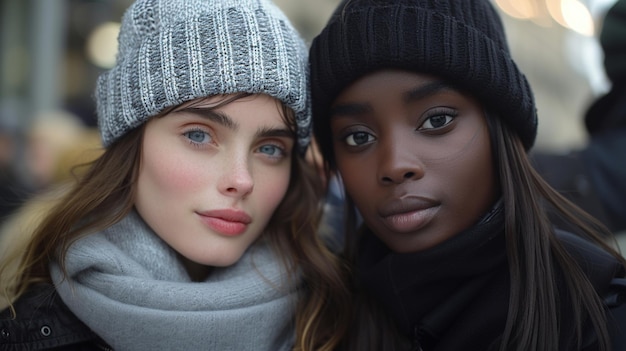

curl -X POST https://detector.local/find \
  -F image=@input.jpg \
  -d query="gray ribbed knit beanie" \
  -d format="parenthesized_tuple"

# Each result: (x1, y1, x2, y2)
(96, 0, 311, 153)
(310, 0, 538, 162)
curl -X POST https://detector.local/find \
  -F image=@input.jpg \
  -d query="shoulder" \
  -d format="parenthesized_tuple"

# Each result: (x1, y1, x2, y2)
(556, 229, 626, 301)
(556, 230, 623, 278)
(555, 230, 626, 348)
(0, 283, 103, 350)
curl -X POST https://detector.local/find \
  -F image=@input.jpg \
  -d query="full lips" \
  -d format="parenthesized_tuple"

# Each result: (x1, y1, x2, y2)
(202, 217, 248, 236)
(197, 210, 252, 237)
(378, 196, 439, 232)
(381, 206, 438, 233)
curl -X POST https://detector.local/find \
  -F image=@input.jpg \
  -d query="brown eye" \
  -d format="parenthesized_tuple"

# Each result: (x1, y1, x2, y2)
(420, 115, 454, 130)
(345, 132, 375, 146)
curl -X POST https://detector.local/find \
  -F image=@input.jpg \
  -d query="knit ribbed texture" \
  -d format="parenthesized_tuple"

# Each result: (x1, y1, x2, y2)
(50, 210, 298, 350)
(96, 0, 311, 153)
(310, 0, 538, 155)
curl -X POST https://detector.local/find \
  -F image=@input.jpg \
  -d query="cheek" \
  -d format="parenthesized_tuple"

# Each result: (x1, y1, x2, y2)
(138, 142, 206, 203)
(144, 158, 191, 193)
(257, 166, 291, 210)
(463, 130, 494, 190)
(336, 156, 371, 208)
(442, 129, 496, 211)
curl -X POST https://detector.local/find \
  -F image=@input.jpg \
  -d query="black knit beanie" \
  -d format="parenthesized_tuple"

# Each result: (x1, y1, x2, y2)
(310, 0, 538, 165)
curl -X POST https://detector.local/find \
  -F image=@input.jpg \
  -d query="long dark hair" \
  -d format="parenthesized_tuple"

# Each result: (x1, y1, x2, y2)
(486, 113, 625, 351)
(0, 94, 351, 351)
(325, 111, 626, 351)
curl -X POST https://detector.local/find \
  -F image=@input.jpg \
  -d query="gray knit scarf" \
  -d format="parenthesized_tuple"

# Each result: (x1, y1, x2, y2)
(50, 210, 298, 351)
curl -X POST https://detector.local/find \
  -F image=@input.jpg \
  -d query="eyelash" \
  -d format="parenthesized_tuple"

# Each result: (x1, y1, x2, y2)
(339, 126, 376, 148)
(182, 127, 213, 147)
(418, 108, 457, 131)
(344, 131, 375, 147)
(182, 126, 289, 161)
(337, 108, 458, 148)
(257, 143, 288, 160)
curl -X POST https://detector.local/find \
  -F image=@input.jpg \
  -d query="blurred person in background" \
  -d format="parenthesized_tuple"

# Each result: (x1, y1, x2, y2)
(306, 138, 348, 252)
(0, 124, 101, 277)
(1, 107, 101, 262)
(24, 110, 92, 192)
(0, 107, 30, 225)
(532, 0, 626, 235)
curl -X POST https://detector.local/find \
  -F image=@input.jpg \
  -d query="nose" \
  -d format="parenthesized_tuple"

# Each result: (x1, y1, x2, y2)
(219, 154, 254, 197)
(378, 133, 424, 185)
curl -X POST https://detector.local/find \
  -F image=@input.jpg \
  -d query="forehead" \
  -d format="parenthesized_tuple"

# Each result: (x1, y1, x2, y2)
(330, 70, 478, 120)
(334, 70, 442, 100)
(172, 93, 284, 117)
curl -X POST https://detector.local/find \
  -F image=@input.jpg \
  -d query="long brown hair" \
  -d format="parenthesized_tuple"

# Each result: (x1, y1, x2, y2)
(324, 111, 626, 351)
(0, 94, 350, 351)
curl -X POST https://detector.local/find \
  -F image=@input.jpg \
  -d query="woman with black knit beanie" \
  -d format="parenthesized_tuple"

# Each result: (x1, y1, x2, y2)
(309, 0, 626, 350)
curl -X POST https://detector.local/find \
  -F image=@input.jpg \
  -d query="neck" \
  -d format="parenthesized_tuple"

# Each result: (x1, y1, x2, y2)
(180, 256, 212, 281)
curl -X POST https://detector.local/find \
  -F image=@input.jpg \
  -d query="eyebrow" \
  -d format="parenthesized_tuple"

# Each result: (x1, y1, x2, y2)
(175, 107, 238, 130)
(329, 103, 372, 117)
(255, 126, 295, 140)
(404, 81, 456, 103)
(174, 107, 294, 140)
(329, 81, 457, 118)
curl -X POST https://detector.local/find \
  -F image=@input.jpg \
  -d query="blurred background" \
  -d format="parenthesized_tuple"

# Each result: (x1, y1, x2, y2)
(0, 0, 621, 227)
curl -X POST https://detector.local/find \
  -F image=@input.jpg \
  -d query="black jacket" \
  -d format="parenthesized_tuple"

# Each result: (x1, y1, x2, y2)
(357, 215, 626, 351)
(0, 284, 107, 350)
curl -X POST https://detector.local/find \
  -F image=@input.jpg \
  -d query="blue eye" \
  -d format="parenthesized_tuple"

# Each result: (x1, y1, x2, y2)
(258, 144, 285, 158)
(345, 132, 375, 146)
(184, 129, 212, 144)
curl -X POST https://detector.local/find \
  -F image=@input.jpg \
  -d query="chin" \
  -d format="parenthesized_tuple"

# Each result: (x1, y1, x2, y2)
(204, 251, 246, 268)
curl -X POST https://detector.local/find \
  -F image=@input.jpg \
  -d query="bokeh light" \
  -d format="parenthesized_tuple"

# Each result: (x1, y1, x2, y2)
(86, 22, 120, 69)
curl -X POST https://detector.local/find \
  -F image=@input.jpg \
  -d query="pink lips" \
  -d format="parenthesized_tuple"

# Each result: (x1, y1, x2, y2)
(197, 209, 252, 236)
(378, 196, 438, 233)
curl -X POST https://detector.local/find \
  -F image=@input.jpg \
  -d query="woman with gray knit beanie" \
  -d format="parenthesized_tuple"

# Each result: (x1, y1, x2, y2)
(0, 0, 350, 350)
(309, 0, 626, 350)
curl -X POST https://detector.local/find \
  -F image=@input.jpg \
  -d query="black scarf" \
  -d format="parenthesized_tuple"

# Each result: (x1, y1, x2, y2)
(357, 203, 508, 350)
